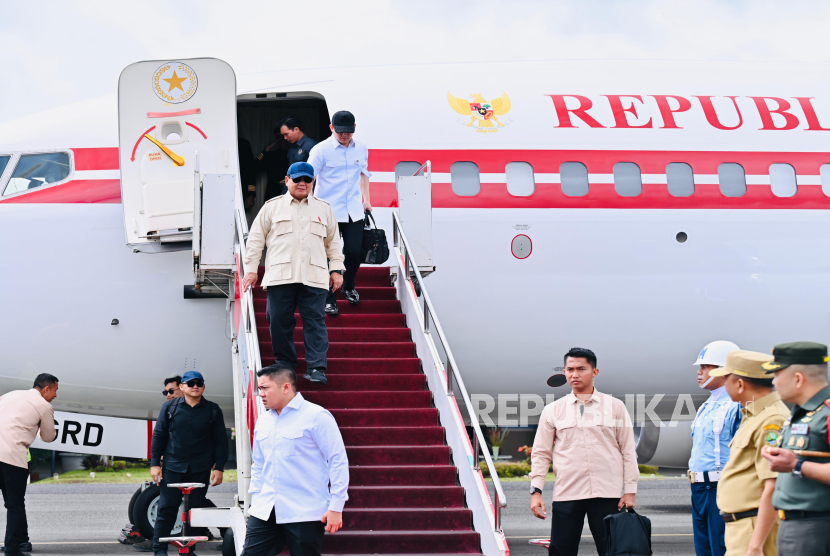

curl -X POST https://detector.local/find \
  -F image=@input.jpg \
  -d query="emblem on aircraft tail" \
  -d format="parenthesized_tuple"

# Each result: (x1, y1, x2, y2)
(152, 62, 198, 104)
(447, 91, 511, 132)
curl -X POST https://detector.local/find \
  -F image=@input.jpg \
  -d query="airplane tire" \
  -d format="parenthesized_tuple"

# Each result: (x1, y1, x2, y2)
(127, 486, 142, 524)
(131, 484, 184, 540)
(222, 528, 235, 556)
(132, 484, 161, 540)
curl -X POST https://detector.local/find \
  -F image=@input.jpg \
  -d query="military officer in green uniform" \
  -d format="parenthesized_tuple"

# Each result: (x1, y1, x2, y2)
(760, 342, 830, 556)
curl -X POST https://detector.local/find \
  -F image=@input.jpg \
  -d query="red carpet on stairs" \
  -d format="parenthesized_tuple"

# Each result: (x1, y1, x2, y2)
(253, 266, 483, 555)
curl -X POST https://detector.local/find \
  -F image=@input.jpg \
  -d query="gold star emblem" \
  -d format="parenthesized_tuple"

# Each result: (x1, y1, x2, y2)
(163, 71, 187, 93)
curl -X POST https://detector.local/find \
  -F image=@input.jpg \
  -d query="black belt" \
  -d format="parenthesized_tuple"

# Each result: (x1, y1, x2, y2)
(778, 510, 830, 521)
(721, 509, 758, 523)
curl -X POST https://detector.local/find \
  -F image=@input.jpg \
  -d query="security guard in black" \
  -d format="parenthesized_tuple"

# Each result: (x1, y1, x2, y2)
(150, 371, 228, 554)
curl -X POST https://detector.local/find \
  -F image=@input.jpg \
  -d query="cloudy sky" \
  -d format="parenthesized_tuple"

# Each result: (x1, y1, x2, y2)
(0, 0, 827, 125)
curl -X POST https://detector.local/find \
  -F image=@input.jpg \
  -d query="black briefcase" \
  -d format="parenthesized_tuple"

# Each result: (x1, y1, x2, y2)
(361, 210, 389, 264)
(603, 507, 652, 556)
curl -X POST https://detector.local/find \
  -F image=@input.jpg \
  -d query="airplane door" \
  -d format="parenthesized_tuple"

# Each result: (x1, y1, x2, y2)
(118, 58, 237, 251)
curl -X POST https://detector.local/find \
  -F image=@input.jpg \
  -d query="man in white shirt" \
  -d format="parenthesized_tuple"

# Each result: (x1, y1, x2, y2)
(241, 362, 349, 556)
(307, 110, 372, 316)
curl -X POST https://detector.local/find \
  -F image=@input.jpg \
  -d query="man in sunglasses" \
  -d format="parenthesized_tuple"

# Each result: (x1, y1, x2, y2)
(150, 371, 228, 555)
(242, 162, 345, 386)
(307, 110, 371, 316)
(162, 375, 183, 402)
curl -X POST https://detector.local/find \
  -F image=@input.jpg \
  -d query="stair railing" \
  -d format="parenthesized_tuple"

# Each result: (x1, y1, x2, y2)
(392, 207, 508, 555)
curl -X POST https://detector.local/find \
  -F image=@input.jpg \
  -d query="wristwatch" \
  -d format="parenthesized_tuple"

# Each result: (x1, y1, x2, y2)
(529, 486, 542, 495)
(792, 459, 805, 479)
(330, 269, 345, 276)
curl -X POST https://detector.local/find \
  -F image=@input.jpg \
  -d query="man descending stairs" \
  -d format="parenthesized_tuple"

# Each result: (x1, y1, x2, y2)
(253, 265, 484, 554)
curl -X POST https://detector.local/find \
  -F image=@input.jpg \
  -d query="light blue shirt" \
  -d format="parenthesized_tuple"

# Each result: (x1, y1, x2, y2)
(688, 386, 742, 472)
(308, 135, 371, 223)
(248, 393, 349, 523)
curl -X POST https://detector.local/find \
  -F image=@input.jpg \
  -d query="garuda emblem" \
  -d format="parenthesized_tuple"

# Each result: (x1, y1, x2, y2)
(447, 91, 511, 133)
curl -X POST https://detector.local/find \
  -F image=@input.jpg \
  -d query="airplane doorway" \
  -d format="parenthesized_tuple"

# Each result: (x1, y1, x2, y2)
(236, 93, 331, 224)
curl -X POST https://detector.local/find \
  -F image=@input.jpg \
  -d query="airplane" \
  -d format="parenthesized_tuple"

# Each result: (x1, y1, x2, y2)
(2, 56, 830, 480)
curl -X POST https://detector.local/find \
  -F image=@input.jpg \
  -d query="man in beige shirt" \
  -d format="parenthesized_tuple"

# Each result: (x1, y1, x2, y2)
(242, 162, 345, 386)
(0, 373, 58, 556)
(530, 347, 638, 556)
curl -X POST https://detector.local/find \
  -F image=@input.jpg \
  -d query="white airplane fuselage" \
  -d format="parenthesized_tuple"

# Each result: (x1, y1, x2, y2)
(2, 59, 830, 462)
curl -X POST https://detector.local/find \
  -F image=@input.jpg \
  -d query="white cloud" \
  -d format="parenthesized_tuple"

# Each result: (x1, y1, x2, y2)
(1, 0, 830, 124)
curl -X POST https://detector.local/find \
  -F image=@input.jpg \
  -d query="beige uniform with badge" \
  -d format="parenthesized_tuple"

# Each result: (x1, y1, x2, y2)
(709, 350, 790, 556)
(243, 193, 345, 289)
(717, 391, 789, 554)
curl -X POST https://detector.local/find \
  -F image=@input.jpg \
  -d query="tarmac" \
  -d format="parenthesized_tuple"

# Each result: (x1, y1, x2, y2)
(0, 478, 694, 555)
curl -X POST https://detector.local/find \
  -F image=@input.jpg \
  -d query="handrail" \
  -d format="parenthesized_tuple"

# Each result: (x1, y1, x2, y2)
(234, 206, 262, 374)
(391, 208, 507, 532)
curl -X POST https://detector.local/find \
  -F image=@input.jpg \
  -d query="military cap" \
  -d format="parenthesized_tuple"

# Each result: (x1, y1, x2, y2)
(761, 341, 829, 372)
(709, 349, 775, 379)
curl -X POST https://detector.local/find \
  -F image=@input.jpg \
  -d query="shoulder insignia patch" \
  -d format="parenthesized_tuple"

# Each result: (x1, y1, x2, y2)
(764, 424, 781, 431)
(765, 430, 780, 446)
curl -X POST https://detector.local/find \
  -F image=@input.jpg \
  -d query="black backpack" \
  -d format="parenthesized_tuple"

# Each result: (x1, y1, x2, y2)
(361, 210, 389, 264)
(603, 507, 652, 556)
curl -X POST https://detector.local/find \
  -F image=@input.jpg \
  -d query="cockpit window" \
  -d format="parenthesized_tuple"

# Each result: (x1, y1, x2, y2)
(3, 152, 71, 196)
(0, 156, 9, 178)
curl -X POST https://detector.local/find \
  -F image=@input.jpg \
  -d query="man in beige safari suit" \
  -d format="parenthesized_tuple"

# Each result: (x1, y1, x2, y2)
(242, 162, 344, 386)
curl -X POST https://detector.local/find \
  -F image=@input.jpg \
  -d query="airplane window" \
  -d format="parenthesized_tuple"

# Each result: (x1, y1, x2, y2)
(0, 156, 9, 177)
(451, 162, 480, 196)
(506, 162, 535, 197)
(666, 162, 694, 197)
(822, 164, 830, 197)
(560, 162, 588, 197)
(614, 162, 642, 197)
(718, 163, 746, 197)
(395, 161, 423, 191)
(769, 163, 797, 198)
(3, 152, 71, 196)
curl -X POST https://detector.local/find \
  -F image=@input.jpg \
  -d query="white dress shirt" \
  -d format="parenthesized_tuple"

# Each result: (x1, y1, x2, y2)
(308, 135, 371, 223)
(248, 393, 349, 523)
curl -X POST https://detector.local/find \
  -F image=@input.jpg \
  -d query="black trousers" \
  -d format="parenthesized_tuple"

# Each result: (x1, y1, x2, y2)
(153, 466, 211, 554)
(549, 497, 619, 556)
(0, 462, 28, 556)
(241, 509, 325, 556)
(267, 283, 328, 370)
(326, 218, 364, 305)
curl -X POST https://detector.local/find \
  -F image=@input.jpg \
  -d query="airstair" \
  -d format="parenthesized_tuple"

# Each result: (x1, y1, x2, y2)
(212, 163, 509, 556)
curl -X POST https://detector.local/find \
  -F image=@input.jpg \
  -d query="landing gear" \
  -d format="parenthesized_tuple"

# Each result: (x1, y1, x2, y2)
(127, 483, 227, 545)
(132, 483, 183, 540)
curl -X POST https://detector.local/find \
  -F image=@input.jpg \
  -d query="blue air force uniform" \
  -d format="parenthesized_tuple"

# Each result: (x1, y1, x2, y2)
(689, 386, 742, 556)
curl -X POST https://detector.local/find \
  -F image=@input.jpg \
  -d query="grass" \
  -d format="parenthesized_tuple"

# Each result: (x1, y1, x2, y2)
(34, 468, 238, 485)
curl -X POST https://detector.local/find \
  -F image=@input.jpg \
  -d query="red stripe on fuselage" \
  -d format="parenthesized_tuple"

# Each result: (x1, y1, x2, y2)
(0, 180, 121, 204)
(4, 147, 830, 207)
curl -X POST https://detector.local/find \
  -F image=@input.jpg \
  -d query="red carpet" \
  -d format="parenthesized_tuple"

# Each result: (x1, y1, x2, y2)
(253, 266, 483, 554)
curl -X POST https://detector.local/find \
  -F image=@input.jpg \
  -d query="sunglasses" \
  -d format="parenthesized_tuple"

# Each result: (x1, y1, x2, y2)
(162, 389, 178, 396)
(293, 176, 313, 184)
(186, 379, 205, 388)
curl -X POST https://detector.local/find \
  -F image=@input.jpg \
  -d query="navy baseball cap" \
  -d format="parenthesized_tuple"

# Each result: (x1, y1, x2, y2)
(332, 111, 356, 133)
(287, 162, 314, 180)
(181, 371, 204, 383)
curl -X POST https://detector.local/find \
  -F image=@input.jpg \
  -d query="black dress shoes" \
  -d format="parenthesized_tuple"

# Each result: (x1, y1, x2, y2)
(341, 288, 360, 305)
(303, 368, 328, 385)
(325, 303, 339, 316)
(0, 542, 33, 553)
